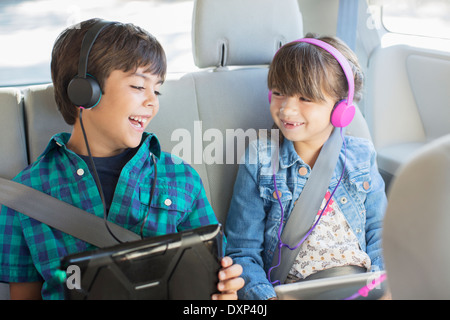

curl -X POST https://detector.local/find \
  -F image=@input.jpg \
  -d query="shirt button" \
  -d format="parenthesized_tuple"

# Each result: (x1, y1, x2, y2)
(363, 181, 370, 190)
(298, 167, 308, 176)
(340, 197, 348, 204)
(76, 168, 84, 176)
(356, 228, 362, 233)
(164, 198, 172, 207)
(273, 191, 282, 199)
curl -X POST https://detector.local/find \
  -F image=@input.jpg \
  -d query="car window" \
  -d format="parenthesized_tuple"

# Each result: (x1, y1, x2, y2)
(0, 0, 195, 87)
(382, 0, 450, 39)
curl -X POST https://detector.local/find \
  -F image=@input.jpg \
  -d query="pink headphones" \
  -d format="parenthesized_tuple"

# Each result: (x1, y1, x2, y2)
(268, 38, 355, 128)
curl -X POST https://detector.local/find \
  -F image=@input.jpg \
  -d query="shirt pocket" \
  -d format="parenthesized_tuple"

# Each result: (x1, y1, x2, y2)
(346, 170, 372, 211)
(259, 180, 293, 221)
(138, 185, 191, 236)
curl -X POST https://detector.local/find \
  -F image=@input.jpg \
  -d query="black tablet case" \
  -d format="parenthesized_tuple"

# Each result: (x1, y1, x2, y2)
(60, 224, 223, 300)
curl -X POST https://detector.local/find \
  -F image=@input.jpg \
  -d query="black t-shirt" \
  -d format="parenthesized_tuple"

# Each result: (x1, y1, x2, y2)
(79, 148, 138, 213)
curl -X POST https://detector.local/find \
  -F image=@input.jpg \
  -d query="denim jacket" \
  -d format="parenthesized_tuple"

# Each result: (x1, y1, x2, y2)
(225, 135, 387, 300)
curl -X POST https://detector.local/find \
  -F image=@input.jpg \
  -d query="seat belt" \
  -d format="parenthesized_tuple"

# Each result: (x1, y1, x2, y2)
(0, 177, 140, 247)
(337, 0, 359, 51)
(270, 127, 344, 284)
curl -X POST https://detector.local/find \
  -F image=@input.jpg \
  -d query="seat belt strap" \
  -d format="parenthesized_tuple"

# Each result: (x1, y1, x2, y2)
(270, 128, 343, 284)
(0, 177, 140, 247)
(337, 0, 359, 51)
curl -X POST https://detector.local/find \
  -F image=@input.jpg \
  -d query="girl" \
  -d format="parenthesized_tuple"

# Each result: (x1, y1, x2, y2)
(225, 34, 387, 300)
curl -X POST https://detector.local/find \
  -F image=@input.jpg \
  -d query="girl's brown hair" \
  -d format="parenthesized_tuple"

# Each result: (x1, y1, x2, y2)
(267, 33, 363, 105)
(51, 18, 167, 125)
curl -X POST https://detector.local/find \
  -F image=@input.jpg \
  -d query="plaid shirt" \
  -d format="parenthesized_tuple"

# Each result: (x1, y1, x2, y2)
(0, 132, 218, 299)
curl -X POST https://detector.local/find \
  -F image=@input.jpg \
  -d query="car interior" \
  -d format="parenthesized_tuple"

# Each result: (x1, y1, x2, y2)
(1, 0, 449, 300)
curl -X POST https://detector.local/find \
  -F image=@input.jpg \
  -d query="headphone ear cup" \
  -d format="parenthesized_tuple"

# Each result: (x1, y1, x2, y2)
(331, 99, 355, 128)
(67, 75, 102, 109)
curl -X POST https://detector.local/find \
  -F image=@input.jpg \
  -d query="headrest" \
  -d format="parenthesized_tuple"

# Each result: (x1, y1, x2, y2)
(192, 0, 303, 68)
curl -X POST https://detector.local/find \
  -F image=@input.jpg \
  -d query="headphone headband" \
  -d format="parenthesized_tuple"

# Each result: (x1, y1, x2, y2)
(77, 20, 114, 78)
(292, 38, 354, 106)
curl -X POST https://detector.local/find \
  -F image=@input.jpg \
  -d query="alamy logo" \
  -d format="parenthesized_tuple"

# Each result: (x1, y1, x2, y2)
(65, 265, 81, 290)
(366, 5, 382, 30)
(169, 121, 280, 175)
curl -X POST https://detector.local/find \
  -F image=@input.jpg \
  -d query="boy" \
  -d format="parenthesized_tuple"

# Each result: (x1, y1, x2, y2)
(0, 18, 243, 300)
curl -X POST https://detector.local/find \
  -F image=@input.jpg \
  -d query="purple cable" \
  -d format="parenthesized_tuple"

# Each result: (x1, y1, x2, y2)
(268, 128, 347, 285)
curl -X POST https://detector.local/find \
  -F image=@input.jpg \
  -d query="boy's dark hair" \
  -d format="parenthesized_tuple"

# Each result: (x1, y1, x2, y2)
(51, 18, 167, 125)
(268, 33, 363, 104)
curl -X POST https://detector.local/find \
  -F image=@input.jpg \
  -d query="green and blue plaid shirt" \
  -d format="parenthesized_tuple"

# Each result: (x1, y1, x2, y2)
(0, 132, 218, 299)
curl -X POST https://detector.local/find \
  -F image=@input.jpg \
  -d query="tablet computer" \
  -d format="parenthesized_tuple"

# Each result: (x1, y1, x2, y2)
(60, 224, 223, 300)
(274, 271, 386, 300)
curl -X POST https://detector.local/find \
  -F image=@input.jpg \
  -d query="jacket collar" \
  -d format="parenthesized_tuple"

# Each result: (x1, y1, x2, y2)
(278, 138, 309, 169)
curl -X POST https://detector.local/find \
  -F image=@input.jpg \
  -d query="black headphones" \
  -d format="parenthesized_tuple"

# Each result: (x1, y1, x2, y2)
(67, 20, 115, 109)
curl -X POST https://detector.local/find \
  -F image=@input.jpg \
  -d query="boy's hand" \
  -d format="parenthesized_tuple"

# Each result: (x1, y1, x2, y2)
(212, 256, 244, 300)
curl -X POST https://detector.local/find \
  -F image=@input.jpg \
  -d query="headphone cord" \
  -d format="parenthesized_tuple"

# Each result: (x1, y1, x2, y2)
(268, 127, 347, 285)
(79, 108, 123, 244)
(78, 108, 158, 244)
(140, 153, 157, 239)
